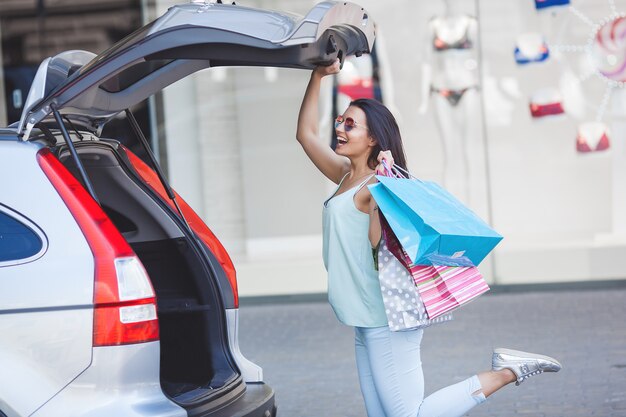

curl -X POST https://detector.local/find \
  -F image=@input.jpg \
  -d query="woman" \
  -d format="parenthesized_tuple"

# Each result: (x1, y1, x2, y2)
(296, 59, 561, 417)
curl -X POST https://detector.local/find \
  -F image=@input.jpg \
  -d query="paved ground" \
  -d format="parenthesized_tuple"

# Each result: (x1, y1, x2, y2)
(238, 287, 626, 417)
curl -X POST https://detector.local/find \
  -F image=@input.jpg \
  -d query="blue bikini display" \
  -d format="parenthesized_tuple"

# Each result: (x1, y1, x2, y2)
(514, 42, 550, 64)
(534, 0, 570, 10)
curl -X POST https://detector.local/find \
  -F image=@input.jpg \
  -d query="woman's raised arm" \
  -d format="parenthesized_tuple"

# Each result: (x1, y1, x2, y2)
(296, 60, 350, 184)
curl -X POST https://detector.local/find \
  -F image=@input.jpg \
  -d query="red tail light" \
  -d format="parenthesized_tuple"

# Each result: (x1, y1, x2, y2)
(37, 148, 159, 346)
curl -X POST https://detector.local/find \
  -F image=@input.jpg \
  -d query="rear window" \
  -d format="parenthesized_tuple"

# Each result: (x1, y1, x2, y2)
(0, 208, 44, 263)
(99, 59, 174, 93)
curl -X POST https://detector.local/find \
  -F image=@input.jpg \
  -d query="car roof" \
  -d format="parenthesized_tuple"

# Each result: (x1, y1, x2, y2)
(18, 1, 375, 140)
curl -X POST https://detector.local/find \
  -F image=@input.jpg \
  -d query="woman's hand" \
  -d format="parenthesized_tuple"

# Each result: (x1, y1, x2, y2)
(313, 58, 341, 78)
(375, 150, 395, 176)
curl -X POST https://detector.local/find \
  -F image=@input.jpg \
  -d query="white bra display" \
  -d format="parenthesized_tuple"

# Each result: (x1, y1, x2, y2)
(431, 16, 474, 52)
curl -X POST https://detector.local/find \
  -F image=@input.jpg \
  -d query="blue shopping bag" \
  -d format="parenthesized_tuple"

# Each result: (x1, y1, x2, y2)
(369, 176, 503, 266)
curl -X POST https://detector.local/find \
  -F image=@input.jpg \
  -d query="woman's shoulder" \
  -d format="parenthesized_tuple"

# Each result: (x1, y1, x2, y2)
(355, 174, 378, 198)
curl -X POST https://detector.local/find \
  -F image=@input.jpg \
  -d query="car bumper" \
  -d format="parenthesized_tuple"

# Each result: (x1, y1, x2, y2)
(190, 382, 276, 417)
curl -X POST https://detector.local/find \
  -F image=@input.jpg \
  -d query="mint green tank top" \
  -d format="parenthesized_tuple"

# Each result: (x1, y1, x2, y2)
(322, 174, 387, 327)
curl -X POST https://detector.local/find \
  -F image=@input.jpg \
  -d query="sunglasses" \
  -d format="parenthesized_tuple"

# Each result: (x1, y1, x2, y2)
(334, 115, 368, 132)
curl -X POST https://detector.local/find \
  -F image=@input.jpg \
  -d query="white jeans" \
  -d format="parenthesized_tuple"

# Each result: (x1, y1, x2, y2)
(355, 326, 486, 417)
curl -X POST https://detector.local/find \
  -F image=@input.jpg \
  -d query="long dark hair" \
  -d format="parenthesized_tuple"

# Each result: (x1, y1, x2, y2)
(349, 98, 408, 172)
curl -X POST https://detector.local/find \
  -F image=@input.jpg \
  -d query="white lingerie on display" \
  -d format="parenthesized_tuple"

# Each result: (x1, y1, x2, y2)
(431, 15, 473, 52)
(576, 122, 610, 153)
(514, 33, 549, 65)
(426, 14, 479, 91)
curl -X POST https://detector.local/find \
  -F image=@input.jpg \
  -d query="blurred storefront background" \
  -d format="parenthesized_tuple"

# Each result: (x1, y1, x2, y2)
(2, 0, 625, 297)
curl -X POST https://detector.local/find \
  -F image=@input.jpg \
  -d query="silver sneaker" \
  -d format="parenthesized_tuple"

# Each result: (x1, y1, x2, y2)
(492, 348, 562, 386)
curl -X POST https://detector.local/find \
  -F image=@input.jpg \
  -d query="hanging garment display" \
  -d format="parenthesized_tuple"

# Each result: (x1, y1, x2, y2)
(432, 16, 474, 52)
(430, 86, 478, 107)
(534, 0, 570, 10)
(576, 122, 610, 153)
(529, 88, 565, 118)
(514, 33, 550, 65)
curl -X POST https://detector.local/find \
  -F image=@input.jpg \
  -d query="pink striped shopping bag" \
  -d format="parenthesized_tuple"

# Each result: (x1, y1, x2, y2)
(409, 264, 490, 319)
(381, 214, 490, 319)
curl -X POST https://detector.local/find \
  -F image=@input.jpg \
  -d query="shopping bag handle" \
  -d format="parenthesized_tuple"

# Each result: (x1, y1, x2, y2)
(380, 160, 408, 178)
(392, 164, 423, 182)
(378, 160, 395, 177)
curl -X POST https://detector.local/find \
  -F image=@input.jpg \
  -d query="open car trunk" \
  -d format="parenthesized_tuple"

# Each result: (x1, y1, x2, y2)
(17, 0, 376, 413)
(58, 139, 240, 406)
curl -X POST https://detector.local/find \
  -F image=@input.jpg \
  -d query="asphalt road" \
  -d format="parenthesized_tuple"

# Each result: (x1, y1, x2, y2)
(239, 287, 626, 417)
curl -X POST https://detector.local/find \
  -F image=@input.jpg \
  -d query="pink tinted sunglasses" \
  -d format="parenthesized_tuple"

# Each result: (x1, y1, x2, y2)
(334, 115, 368, 132)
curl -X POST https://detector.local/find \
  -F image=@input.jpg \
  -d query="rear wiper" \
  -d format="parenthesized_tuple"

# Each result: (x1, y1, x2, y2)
(50, 104, 100, 204)
(124, 109, 190, 227)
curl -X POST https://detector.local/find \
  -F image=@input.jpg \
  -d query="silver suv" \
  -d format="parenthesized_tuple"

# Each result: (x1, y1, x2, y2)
(0, 2, 374, 416)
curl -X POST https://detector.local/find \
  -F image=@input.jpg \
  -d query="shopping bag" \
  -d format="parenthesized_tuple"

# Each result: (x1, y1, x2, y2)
(369, 182, 427, 265)
(380, 216, 489, 319)
(369, 175, 503, 266)
(377, 228, 452, 331)
(411, 263, 490, 319)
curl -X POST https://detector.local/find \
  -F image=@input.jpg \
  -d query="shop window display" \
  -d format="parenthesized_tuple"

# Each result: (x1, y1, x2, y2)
(473, 0, 626, 282)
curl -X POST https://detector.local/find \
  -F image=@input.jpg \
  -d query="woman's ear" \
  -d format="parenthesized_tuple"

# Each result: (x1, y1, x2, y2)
(368, 136, 378, 148)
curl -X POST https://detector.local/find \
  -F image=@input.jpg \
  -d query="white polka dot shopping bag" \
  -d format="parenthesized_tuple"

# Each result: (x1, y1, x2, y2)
(377, 234, 452, 332)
